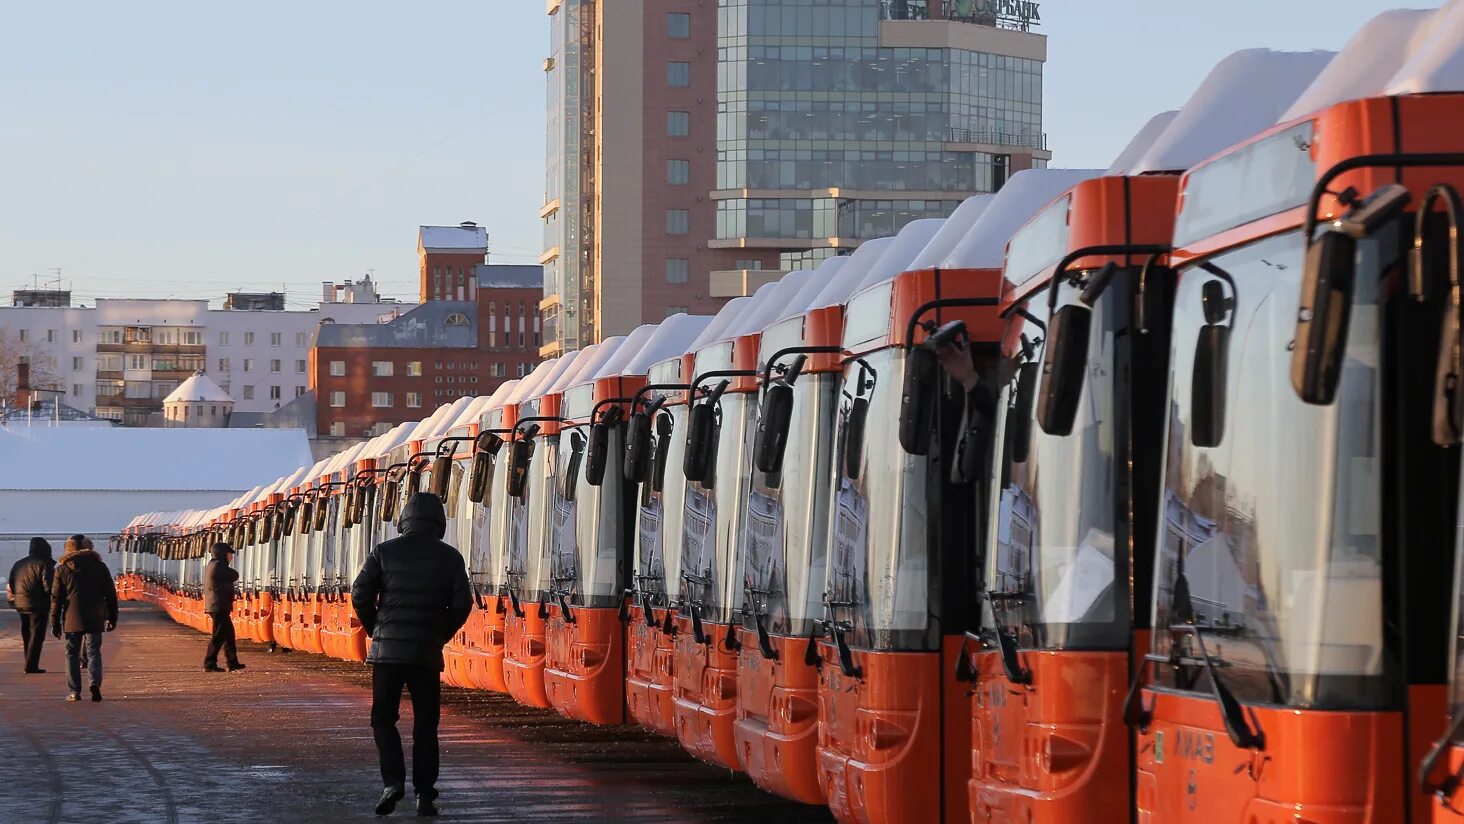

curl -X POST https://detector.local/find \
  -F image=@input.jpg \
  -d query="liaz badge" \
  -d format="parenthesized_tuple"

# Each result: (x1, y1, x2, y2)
(1155, 730, 1165, 764)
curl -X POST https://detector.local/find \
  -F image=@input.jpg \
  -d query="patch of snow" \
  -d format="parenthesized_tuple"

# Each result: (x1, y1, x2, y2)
(163, 372, 232, 404)
(1385, 0, 1464, 95)
(1107, 110, 1181, 174)
(907, 195, 995, 270)
(941, 169, 1106, 270)
(852, 218, 949, 293)
(622, 314, 716, 374)
(1286, 10, 1439, 120)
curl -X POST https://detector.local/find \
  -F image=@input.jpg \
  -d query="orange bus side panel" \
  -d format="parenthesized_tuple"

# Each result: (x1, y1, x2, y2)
(672, 616, 741, 770)
(544, 606, 627, 725)
(734, 629, 825, 805)
(502, 609, 551, 709)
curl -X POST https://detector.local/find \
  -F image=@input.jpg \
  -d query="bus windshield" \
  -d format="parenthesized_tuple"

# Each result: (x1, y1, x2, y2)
(635, 403, 688, 609)
(1152, 229, 1386, 709)
(681, 392, 757, 624)
(827, 346, 936, 651)
(985, 277, 1125, 652)
(742, 371, 839, 639)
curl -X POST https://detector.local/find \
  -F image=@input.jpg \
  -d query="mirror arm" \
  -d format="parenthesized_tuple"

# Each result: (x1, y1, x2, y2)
(762, 346, 846, 387)
(1303, 153, 1464, 241)
(1044, 244, 1171, 314)
(590, 397, 634, 425)
(435, 435, 476, 457)
(1411, 183, 1464, 301)
(632, 383, 692, 412)
(513, 415, 572, 437)
(690, 369, 758, 401)
(902, 296, 1000, 352)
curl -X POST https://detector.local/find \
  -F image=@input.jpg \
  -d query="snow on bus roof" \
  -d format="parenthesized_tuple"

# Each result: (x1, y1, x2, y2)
(594, 325, 659, 378)
(506, 359, 562, 405)
(481, 379, 520, 413)
(1284, 9, 1438, 120)
(687, 298, 749, 351)
(536, 348, 594, 398)
(907, 195, 995, 271)
(775, 257, 850, 323)
(621, 314, 716, 374)
(0, 427, 312, 493)
(1107, 110, 1180, 174)
(1131, 49, 1335, 174)
(559, 337, 627, 390)
(851, 218, 948, 294)
(1386, 1, 1464, 96)
(940, 169, 1106, 270)
(726, 269, 816, 340)
(426, 396, 476, 439)
(804, 239, 893, 310)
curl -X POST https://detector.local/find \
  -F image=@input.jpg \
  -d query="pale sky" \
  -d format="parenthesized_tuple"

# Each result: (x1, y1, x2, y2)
(0, 1, 1434, 307)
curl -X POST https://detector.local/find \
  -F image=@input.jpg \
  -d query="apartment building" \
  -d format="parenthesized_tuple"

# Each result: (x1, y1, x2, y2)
(0, 282, 395, 425)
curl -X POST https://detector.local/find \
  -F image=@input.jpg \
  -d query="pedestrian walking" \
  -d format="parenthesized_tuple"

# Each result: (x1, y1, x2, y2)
(50, 535, 118, 702)
(203, 542, 246, 673)
(352, 492, 470, 817)
(7, 538, 56, 673)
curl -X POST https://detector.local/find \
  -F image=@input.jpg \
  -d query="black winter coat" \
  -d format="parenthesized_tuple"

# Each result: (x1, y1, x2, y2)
(8, 538, 55, 612)
(352, 493, 471, 670)
(51, 549, 118, 635)
(204, 543, 239, 614)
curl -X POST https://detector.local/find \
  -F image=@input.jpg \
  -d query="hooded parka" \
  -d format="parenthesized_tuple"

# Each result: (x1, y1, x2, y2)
(203, 543, 239, 614)
(50, 537, 118, 635)
(351, 493, 471, 669)
(8, 538, 55, 612)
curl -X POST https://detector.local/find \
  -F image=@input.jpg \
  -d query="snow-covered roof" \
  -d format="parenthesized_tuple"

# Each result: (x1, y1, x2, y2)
(163, 372, 232, 404)
(419, 224, 488, 251)
(505, 359, 562, 405)
(595, 325, 659, 378)
(0, 427, 311, 493)
(1107, 110, 1181, 174)
(776, 258, 850, 322)
(907, 196, 995, 271)
(481, 380, 520, 413)
(727, 270, 815, 339)
(426, 397, 476, 439)
(683, 297, 750, 353)
(1385, 1, 1464, 96)
(1283, 10, 1437, 121)
(940, 169, 1107, 270)
(806, 238, 894, 310)
(562, 338, 627, 388)
(852, 218, 949, 294)
(1130, 49, 1335, 174)
(621, 314, 715, 374)
(546, 342, 612, 395)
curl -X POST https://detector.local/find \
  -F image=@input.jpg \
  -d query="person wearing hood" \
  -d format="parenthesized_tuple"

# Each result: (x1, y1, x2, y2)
(203, 542, 246, 673)
(50, 534, 118, 702)
(352, 491, 471, 817)
(8, 537, 56, 673)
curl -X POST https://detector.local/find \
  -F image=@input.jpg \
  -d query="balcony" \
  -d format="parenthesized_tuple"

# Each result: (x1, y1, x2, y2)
(95, 370, 123, 381)
(96, 342, 205, 356)
(945, 128, 1047, 152)
(711, 268, 791, 299)
(97, 396, 163, 410)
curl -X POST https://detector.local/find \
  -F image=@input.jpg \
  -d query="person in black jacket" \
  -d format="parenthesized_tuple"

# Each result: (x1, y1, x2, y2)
(203, 542, 246, 673)
(50, 535, 118, 702)
(352, 492, 471, 817)
(8, 537, 56, 673)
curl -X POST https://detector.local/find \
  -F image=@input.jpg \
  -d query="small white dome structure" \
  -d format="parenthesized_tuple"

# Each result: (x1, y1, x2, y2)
(163, 372, 234, 429)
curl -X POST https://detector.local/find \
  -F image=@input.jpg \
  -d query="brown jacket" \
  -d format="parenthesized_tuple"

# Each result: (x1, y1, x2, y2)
(51, 544, 118, 635)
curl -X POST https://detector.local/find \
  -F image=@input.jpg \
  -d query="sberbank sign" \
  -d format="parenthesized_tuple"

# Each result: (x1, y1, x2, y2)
(948, 0, 1042, 27)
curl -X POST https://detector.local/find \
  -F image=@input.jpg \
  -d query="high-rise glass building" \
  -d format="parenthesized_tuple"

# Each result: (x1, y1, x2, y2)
(712, 0, 1048, 271)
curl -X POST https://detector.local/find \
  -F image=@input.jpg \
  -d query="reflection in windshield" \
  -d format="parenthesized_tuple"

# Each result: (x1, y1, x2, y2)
(742, 374, 838, 637)
(636, 406, 688, 608)
(1153, 230, 1384, 708)
(985, 282, 1121, 651)
(681, 393, 756, 624)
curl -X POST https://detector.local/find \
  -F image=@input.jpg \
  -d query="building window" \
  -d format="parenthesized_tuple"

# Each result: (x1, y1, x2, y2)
(270, 332, 282, 347)
(668, 111, 690, 137)
(295, 359, 306, 374)
(218, 358, 230, 372)
(296, 332, 308, 347)
(371, 361, 393, 377)
(666, 209, 689, 235)
(183, 331, 201, 345)
(516, 364, 527, 377)
(17, 330, 27, 342)
(667, 12, 690, 37)
(445, 312, 469, 327)
(127, 354, 148, 370)
(72, 383, 82, 397)
(668, 62, 690, 87)
(219, 332, 229, 346)
(735, 258, 764, 270)
(406, 361, 422, 377)
(295, 385, 306, 398)
(406, 392, 421, 408)
(371, 392, 392, 408)
(46, 329, 55, 343)
(330, 391, 346, 407)
(269, 359, 281, 373)
(666, 306, 689, 317)
(329, 360, 345, 377)
(243, 386, 255, 400)
(72, 357, 83, 371)
(666, 258, 689, 284)
(72, 330, 82, 343)
(243, 359, 254, 372)
(668, 159, 690, 185)
(330, 422, 346, 437)
(244, 332, 255, 346)
(269, 385, 281, 400)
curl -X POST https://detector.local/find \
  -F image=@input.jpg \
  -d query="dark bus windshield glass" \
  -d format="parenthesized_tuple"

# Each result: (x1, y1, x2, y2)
(828, 346, 936, 651)
(1153, 230, 1385, 708)
(636, 402, 688, 608)
(681, 392, 757, 624)
(986, 281, 1125, 651)
(742, 372, 839, 638)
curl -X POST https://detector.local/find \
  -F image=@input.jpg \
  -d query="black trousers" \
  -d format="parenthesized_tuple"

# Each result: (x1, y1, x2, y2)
(204, 612, 239, 667)
(17, 610, 46, 672)
(370, 663, 441, 797)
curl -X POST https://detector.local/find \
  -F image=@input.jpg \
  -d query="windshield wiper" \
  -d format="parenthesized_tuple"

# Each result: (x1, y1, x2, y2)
(744, 585, 780, 660)
(1419, 709, 1464, 803)
(1159, 624, 1265, 751)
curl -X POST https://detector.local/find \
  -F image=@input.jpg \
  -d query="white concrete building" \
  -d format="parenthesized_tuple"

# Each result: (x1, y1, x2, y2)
(0, 282, 398, 425)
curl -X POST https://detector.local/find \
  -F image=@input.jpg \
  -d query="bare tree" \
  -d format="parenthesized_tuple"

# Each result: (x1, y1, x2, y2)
(0, 329, 61, 405)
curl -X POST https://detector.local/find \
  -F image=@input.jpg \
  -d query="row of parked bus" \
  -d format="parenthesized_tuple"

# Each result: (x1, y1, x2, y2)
(113, 6, 1464, 822)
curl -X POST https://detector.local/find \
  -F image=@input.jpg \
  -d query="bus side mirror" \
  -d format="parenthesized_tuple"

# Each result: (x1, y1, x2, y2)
(843, 396, 870, 480)
(652, 412, 674, 493)
(507, 437, 535, 499)
(429, 456, 452, 499)
(1009, 361, 1038, 465)
(754, 383, 795, 474)
(1036, 304, 1091, 437)
(314, 497, 330, 532)
(624, 411, 653, 482)
(561, 430, 586, 501)
(380, 479, 400, 522)
(468, 453, 491, 503)
(683, 403, 716, 483)
(899, 347, 938, 456)
(587, 407, 622, 486)
(1292, 230, 1356, 405)
(1191, 324, 1231, 447)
